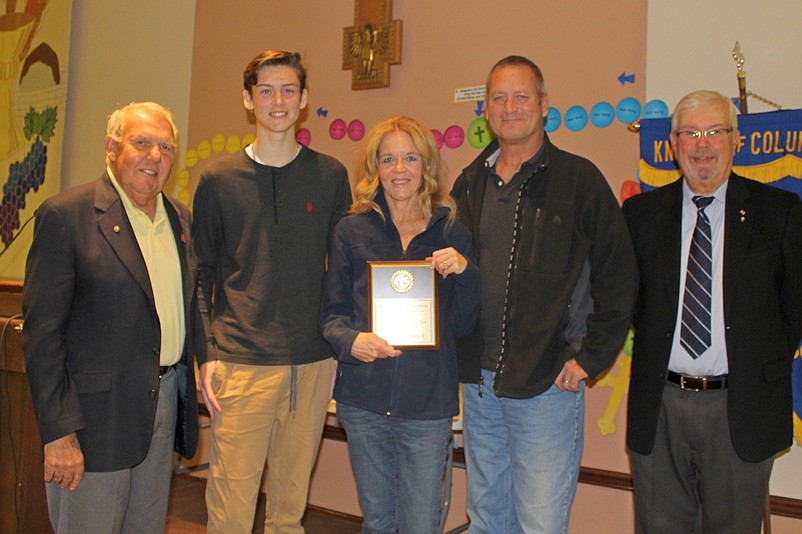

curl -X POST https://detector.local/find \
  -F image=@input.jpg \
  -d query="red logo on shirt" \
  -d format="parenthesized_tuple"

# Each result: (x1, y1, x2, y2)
(306, 201, 314, 213)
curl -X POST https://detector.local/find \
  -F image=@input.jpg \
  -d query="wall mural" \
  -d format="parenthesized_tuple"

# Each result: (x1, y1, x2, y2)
(0, 0, 71, 279)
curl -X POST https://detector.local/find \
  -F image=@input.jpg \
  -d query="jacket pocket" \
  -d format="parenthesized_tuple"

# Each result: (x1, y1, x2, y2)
(763, 357, 791, 383)
(73, 371, 112, 394)
(520, 201, 590, 274)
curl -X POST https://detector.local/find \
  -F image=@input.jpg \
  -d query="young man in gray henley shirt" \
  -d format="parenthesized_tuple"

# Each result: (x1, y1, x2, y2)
(192, 51, 351, 534)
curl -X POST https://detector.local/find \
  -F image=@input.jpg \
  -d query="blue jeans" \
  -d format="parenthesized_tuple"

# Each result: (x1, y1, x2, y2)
(463, 369, 585, 534)
(336, 403, 453, 534)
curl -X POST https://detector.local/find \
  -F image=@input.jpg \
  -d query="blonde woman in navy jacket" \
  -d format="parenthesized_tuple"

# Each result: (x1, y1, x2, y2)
(321, 116, 480, 534)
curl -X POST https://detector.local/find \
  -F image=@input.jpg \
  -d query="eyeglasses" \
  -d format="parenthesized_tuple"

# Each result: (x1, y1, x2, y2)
(674, 128, 733, 142)
(128, 137, 177, 156)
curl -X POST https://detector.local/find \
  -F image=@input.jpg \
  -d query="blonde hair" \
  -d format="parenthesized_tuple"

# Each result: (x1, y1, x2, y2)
(351, 115, 456, 226)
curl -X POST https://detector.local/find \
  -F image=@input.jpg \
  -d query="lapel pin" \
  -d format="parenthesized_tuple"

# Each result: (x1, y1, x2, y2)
(113, 225, 120, 233)
(180, 233, 187, 243)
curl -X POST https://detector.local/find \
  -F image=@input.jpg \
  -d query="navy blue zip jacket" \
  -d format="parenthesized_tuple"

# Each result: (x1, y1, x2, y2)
(321, 189, 481, 419)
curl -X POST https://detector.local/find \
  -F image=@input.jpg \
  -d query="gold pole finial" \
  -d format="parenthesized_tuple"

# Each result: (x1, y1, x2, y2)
(732, 41, 748, 114)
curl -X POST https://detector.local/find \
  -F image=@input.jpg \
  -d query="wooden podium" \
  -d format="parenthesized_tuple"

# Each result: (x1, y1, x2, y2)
(0, 282, 52, 534)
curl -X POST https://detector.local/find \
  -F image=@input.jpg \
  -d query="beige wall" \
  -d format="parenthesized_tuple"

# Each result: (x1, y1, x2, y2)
(61, 0, 196, 192)
(8, 0, 802, 530)
(646, 0, 802, 113)
(185, 0, 646, 199)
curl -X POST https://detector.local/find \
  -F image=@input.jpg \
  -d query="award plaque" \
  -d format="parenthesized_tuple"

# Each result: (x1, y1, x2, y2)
(367, 260, 439, 350)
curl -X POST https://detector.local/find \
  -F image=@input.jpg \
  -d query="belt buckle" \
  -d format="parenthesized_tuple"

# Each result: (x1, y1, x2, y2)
(680, 374, 705, 391)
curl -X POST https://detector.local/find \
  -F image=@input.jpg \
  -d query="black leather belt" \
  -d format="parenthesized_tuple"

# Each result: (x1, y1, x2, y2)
(159, 365, 176, 378)
(667, 370, 728, 391)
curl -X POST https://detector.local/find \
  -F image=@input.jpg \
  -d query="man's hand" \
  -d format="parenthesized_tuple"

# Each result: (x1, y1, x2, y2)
(43, 433, 84, 490)
(555, 358, 589, 392)
(200, 360, 222, 420)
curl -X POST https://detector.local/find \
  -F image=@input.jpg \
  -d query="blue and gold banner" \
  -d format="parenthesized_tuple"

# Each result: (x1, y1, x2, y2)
(796, 348, 802, 447)
(638, 109, 802, 446)
(638, 109, 802, 196)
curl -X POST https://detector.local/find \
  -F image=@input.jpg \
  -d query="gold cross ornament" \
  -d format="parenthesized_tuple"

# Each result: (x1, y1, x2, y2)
(343, 0, 402, 90)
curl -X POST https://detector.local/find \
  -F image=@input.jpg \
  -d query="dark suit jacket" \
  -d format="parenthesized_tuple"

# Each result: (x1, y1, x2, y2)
(623, 172, 802, 463)
(22, 174, 201, 472)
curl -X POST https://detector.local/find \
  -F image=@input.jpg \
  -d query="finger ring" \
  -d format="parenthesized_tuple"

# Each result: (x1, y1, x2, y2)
(442, 262, 448, 269)
(563, 379, 570, 384)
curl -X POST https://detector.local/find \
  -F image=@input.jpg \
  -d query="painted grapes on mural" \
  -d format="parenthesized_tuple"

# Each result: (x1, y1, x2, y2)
(1, 106, 55, 246)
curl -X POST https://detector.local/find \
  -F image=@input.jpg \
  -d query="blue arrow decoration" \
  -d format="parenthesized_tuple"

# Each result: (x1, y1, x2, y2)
(475, 100, 485, 117)
(316, 107, 328, 118)
(618, 72, 635, 86)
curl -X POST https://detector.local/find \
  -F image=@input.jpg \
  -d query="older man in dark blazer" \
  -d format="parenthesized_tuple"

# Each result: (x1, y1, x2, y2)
(623, 90, 802, 533)
(22, 102, 201, 533)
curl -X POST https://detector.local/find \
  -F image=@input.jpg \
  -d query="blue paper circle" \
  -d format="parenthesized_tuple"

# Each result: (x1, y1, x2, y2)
(565, 105, 588, 132)
(590, 102, 615, 128)
(643, 99, 669, 119)
(616, 97, 642, 123)
(545, 107, 561, 132)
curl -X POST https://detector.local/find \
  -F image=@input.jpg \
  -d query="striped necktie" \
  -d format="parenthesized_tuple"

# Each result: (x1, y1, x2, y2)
(680, 195, 715, 359)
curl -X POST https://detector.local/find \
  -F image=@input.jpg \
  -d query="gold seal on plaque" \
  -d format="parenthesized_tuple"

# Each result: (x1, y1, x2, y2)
(389, 269, 414, 294)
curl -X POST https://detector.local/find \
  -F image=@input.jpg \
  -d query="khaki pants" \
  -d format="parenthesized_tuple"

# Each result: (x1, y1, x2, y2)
(205, 359, 335, 534)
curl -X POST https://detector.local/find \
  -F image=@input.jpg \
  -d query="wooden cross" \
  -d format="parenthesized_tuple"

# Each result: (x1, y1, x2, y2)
(342, 0, 402, 90)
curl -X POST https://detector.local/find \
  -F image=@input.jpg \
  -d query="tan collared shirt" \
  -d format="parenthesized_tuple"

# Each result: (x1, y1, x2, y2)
(108, 171, 185, 366)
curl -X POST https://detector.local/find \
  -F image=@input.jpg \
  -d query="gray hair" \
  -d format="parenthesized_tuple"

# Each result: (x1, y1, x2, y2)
(671, 90, 738, 132)
(105, 102, 177, 165)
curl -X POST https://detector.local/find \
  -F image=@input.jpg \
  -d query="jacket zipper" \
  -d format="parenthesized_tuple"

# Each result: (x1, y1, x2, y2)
(494, 169, 541, 391)
(528, 207, 543, 266)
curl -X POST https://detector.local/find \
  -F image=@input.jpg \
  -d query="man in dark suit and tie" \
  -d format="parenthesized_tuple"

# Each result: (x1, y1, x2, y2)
(22, 102, 201, 533)
(623, 90, 802, 533)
